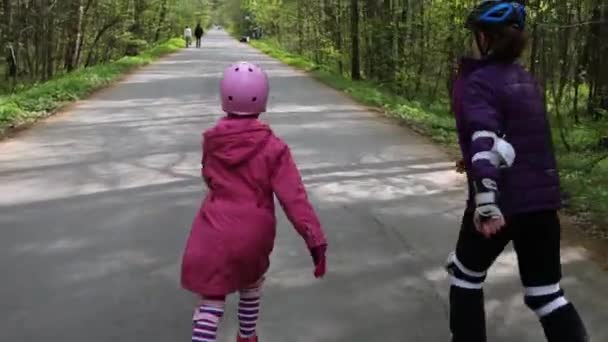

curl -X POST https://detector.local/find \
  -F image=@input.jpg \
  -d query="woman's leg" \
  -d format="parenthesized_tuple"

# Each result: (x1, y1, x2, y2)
(238, 279, 264, 340)
(447, 210, 511, 342)
(513, 211, 588, 342)
(192, 296, 226, 342)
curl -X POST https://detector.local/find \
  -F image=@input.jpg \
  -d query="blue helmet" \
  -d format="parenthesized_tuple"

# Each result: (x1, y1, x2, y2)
(466, 0, 527, 31)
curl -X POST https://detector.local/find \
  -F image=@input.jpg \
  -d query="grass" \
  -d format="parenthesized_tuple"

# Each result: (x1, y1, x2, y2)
(556, 123, 608, 238)
(0, 38, 185, 137)
(252, 38, 608, 237)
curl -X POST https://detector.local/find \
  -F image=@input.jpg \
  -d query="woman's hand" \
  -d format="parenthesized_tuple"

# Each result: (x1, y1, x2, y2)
(474, 202, 506, 238)
(476, 216, 506, 238)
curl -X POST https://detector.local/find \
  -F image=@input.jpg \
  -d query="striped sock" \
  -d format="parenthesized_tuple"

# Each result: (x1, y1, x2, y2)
(192, 298, 225, 342)
(238, 282, 262, 338)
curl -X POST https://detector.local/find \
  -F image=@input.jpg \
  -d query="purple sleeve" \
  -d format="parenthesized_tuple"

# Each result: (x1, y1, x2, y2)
(462, 74, 503, 189)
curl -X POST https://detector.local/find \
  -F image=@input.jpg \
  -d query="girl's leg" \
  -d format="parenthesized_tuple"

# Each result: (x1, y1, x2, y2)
(238, 279, 263, 339)
(192, 296, 226, 342)
(513, 211, 588, 342)
(447, 210, 511, 342)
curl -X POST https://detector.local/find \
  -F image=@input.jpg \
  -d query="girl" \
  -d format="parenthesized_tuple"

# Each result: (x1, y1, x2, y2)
(447, 1, 588, 341)
(181, 62, 328, 342)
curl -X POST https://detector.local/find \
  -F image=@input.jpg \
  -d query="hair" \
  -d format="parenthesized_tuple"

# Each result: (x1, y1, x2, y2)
(481, 25, 528, 62)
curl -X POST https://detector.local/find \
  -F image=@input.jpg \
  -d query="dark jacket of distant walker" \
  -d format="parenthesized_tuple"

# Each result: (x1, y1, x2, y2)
(195, 26, 204, 38)
(451, 57, 561, 216)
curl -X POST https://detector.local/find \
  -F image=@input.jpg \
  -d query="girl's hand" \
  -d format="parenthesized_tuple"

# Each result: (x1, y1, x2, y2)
(310, 245, 327, 278)
(455, 159, 466, 174)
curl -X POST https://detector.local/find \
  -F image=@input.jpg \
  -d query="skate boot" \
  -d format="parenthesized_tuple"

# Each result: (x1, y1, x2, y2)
(237, 335, 258, 342)
(540, 303, 589, 342)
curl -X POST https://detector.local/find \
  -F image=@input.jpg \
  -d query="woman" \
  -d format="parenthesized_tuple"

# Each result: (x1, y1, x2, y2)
(447, 1, 588, 341)
(195, 23, 204, 48)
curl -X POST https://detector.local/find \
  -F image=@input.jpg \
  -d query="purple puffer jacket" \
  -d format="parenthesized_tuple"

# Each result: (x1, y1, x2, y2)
(451, 57, 561, 216)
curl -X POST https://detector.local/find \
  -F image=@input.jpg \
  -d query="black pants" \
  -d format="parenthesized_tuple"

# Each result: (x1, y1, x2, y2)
(196, 37, 202, 48)
(448, 210, 588, 342)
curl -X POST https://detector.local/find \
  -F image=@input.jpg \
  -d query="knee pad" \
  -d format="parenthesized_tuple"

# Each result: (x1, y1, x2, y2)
(446, 252, 487, 290)
(524, 284, 569, 318)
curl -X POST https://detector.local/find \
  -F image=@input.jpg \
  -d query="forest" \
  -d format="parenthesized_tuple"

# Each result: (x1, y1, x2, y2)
(218, 0, 608, 234)
(225, 0, 608, 119)
(0, 0, 220, 140)
(0, 0, 219, 90)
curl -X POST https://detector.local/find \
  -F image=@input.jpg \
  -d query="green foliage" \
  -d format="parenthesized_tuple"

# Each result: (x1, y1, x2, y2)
(0, 0, 211, 91)
(252, 39, 458, 148)
(0, 38, 184, 136)
(560, 152, 608, 215)
(554, 117, 608, 224)
(235, 0, 608, 234)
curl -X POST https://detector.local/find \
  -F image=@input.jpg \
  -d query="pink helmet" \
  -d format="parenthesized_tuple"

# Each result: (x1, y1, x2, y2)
(220, 62, 269, 115)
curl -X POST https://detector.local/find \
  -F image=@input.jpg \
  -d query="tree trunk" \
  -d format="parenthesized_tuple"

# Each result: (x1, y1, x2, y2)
(594, 4, 608, 115)
(45, 0, 54, 80)
(529, 21, 539, 76)
(64, 0, 84, 72)
(131, 0, 146, 38)
(350, 0, 361, 80)
(85, 18, 121, 67)
(72, 1, 85, 69)
(337, 0, 344, 74)
(154, 0, 168, 42)
(1, 0, 10, 45)
(586, 3, 608, 117)
(297, 0, 304, 53)
(2, 0, 15, 80)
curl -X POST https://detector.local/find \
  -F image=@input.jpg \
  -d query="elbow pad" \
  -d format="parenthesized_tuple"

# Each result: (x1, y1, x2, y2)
(471, 131, 516, 168)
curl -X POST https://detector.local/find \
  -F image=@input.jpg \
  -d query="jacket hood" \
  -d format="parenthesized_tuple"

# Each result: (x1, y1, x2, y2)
(204, 118, 272, 166)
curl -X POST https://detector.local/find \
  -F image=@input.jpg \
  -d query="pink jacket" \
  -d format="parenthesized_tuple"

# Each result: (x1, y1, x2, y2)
(181, 117, 327, 296)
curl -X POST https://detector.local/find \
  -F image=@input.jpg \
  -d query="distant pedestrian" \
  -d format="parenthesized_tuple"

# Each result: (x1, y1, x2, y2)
(181, 62, 328, 342)
(195, 23, 204, 48)
(184, 26, 193, 48)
